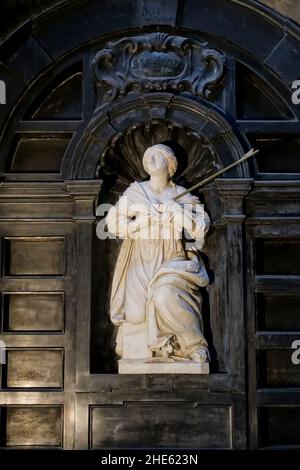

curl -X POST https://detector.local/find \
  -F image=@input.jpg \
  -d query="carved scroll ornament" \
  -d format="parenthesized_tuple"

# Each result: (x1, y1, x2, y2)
(92, 32, 225, 101)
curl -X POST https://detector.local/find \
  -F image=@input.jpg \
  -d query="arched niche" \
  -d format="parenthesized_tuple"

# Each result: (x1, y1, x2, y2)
(66, 93, 247, 180)
(71, 93, 249, 374)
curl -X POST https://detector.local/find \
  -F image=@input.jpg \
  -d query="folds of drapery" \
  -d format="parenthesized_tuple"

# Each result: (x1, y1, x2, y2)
(105, 181, 211, 358)
(146, 252, 209, 356)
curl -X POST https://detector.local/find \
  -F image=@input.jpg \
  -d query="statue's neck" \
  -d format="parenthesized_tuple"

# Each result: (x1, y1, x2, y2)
(148, 175, 170, 194)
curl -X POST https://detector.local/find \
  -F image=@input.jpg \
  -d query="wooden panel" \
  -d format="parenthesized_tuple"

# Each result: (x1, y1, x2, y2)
(5, 406, 62, 447)
(236, 64, 292, 120)
(256, 239, 300, 275)
(91, 403, 231, 449)
(3, 292, 64, 332)
(4, 237, 65, 276)
(6, 349, 63, 388)
(248, 135, 300, 173)
(9, 135, 71, 173)
(258, 349, 300, 388)
(259, 406, 300, 448)
(30, 72, 83, 120)
(0, 202, 73, 219)
(257, 293, 300, 331)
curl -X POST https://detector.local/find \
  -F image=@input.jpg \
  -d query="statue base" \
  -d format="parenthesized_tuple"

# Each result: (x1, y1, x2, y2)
(118, 359, 209, 374)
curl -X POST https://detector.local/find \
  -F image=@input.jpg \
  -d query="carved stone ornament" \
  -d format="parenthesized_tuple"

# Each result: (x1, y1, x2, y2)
(92, 32, 225, 101)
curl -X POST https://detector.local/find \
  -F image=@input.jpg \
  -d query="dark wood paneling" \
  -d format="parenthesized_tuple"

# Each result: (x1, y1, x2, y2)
(247, 217, 300, 448)
(0, 202, 73, 219)
(29, 71, 83, 121)
(259, 406, 300, 448)
(258, 349, 300, 388)
(236, 64, 291, 120)
(6, 349, 63, 388)
(256, 293, 300, 331)
(256, 239, 300, 275)
(248, 135, 300, 173)
(5, 406, 62, 447)
(3, 292, 64, 332)
(8, 135, 71, 173)
(90, 402, 231, 449)
(4, 237, 65, 276)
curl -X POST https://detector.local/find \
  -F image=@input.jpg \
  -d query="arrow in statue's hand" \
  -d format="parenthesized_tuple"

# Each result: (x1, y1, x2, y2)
(173, 148, 259, 201)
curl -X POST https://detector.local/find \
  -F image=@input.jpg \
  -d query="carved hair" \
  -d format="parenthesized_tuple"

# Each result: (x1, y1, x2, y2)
(142, 144, 178, 179)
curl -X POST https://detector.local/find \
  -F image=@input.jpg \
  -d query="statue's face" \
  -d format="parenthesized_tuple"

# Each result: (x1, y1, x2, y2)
(144, 150, 168, 176)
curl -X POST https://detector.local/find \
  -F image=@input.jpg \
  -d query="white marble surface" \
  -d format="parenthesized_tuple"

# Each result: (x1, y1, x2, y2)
(122, 321, 152, 359)
(119, 359, 210, 374)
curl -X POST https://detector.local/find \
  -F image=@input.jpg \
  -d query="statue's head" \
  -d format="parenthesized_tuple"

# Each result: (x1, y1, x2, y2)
(142, 144, 178, 178)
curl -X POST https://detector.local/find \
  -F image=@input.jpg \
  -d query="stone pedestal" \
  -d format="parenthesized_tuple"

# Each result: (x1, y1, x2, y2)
(119, 359, 209, 374)
(119, 322, 210, 374)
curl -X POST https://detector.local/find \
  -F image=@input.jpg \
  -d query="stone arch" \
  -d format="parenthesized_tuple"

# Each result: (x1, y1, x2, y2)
(66, 93, 246, 180)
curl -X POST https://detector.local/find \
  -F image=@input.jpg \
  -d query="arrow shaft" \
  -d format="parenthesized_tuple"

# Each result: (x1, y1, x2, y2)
(173, 148, 258, 201)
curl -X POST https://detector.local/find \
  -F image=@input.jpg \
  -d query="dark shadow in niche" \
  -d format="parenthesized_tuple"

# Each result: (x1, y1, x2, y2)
(90, 227, 118, 374)
(201, 194, 218, 371)
(96, 166, 119, 196)
(199, 252, 218, 373)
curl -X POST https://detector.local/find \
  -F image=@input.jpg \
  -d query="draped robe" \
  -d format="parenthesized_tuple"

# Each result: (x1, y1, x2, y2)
(106, 181, 210, 358)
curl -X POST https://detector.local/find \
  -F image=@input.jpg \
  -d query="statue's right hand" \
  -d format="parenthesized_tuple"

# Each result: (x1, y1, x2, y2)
(128, 214, 150, 236)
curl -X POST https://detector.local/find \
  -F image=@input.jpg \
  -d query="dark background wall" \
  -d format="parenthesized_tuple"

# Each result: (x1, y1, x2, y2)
(1, 0, 300, 45)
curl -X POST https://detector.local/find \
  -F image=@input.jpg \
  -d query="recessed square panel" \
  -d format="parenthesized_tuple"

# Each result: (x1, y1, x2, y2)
(8, 135, 71, 173)
(256, 239, 300, 275)
(4, 237, 65, 276)
(248, 135, 300, 173)
(91, 403, 231, 449)
(5, 406, 62, 447)
(2, 293, 64, 332)
(256, 293, 300, 331)
(259, 407, 300, 448)
(258, 349, 300, 388)
(6, 349, 63, 388)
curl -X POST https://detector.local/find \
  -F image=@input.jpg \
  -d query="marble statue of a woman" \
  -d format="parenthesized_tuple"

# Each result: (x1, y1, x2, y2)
(106, 144, 211, 373)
